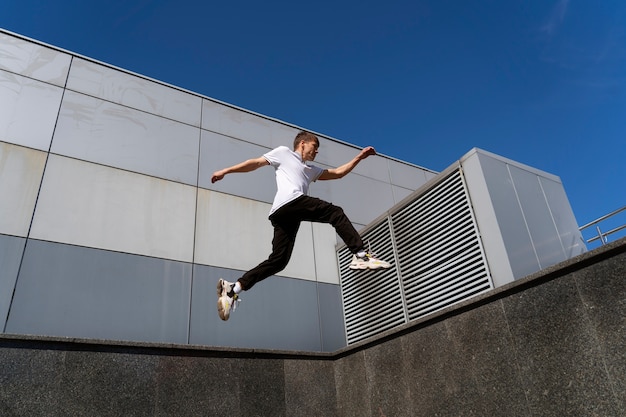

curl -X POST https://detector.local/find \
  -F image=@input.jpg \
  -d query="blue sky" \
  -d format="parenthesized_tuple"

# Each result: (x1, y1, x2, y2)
(2, 0, 625, 246)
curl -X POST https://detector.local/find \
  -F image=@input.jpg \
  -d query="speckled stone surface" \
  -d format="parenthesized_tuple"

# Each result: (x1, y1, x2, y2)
(334, 351, 369, 417)
(284, 359, 336, 417)
(363, 337, 411, 417)
(1, 238, 624, 416)
(0, 345, 65, 416)
(152, 355, 241, 416)
(57, 350, 159, 417)
(502, 268, 618, 416)
(444, 300, 529, 416)
(403, 319, 470, 417)
(574, 251, 626, 412)
(238, 357, 286, 417)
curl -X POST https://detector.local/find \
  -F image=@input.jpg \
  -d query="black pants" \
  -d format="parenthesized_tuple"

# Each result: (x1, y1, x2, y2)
(238, 195, 364, 290)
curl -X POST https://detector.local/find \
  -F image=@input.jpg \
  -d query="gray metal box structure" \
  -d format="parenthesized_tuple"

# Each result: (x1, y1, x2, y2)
(461, 148, 586, 286)
(338, 148, 585, 344)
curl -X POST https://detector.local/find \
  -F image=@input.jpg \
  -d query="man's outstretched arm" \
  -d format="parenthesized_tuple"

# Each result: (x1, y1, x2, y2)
(211, 156, 269, 183)
(318, 146, 377, 181)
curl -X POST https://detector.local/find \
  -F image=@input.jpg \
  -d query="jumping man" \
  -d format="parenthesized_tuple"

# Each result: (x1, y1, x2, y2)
(210, 131, 391, 320)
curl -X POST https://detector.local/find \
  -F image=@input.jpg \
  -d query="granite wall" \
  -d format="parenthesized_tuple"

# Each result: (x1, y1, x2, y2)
(1, 238, 624, 417)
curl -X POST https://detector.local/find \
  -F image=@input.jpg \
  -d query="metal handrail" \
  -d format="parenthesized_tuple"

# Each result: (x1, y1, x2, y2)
(579, 205, 626, 244)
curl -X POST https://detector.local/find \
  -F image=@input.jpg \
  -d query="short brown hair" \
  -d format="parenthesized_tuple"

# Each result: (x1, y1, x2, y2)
(293, 131, 319, 150)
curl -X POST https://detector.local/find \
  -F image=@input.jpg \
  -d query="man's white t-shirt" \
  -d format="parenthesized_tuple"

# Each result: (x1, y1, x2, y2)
(263, 146, 325, 215)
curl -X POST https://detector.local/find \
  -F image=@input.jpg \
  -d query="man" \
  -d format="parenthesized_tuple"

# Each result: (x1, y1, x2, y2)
(211, 131, 391, 321)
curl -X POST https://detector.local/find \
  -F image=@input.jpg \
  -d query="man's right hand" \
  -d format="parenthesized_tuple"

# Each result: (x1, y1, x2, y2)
(211, 171, 225, 183)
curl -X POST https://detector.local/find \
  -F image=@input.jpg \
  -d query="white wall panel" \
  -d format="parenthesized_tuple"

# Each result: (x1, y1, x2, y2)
(314, 139, 390, 180)
(202, 99, 276, 148)
(282, 221, 317, 280)
(201, 99, 331, 151)
(0, 33, 71, 86)
(266, 122, 304, 149)
(0, 70, 64, 151)
(312, 223, 340, 284)
(388, 159, 431, 190)
(190, 265, 322, 350)
(198, 130, 275, 203)
(509, 164, 567, 269)
(539, 177, 586, 258)
(424, 170, 437, 182)
(0, 142, 47, 237)
(30, 155, 196, 262)
(461, 152, 514, 287)
(311, 175, 395, 226)
(66, 58, 202, 126)
(391, 185, 415, 205)
(194, 190, 317, 281)
(51, 91, 199, 185)
(476, 152, 540, 278)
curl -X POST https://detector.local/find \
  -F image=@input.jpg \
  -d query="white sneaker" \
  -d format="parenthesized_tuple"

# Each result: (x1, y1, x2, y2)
(349, 253, 391, 270)
(216, 278, 240, 321)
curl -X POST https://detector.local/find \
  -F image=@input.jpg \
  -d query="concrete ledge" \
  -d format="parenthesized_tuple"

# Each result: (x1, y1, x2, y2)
(2, 237, 625, 416)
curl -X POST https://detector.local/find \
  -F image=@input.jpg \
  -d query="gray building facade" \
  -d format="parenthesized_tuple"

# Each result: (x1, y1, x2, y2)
(0, 30, 437, 352)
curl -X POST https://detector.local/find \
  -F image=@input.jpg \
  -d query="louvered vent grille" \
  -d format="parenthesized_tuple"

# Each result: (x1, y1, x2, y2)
(338, 219, 405, 344)
(339, 167, 493, 345)
(392, 169, 492, 321)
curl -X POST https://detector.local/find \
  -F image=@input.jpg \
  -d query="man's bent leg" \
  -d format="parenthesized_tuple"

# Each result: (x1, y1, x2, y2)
(288, 196, 391, 270)
(286, 196, 364, 254)
(237, 219, 300, 290)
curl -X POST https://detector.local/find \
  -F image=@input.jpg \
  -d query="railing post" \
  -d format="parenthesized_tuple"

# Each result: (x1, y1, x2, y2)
(595, 225, 605, 245)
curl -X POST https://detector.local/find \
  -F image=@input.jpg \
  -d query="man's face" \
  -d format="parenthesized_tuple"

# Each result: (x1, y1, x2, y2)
(300, 140, 319, 161)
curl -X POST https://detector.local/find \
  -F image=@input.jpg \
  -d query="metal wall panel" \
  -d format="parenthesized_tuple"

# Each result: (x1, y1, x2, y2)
(194, 189, 317, 281)
(474, 150, 586, 279)
(320, 140, 391, 181)
(66, 57, 202, 126)
(0, 142, 47, 237)
(0, 32, 71, 86)
(311, 174, 395, 226)
(539, 176, 586, 258)
(198, 130, 275, 202)
(30, 155, 197, 262)
(51, 91, 200, 185)
(189, 264, 322, 351)
(0, 234, 26, 331)
(317, 281, 347, 351)
(312, 223, 341, 284)
(391, 185, 416, 206)
(388, 159, 432, 190)
(194, 188, 274, 270)
(201, 98, 284, 149)
(5, 240, 192, 344)
(476, 152, 540, 279)
(460, 151, 514, 287)
(509, 164, 566, 269)
(0, 70, 64, 151)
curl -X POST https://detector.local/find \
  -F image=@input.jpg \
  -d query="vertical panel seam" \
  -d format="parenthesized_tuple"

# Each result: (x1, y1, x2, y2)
(2, 55, 72, 332)
(187, 100, 203, 344)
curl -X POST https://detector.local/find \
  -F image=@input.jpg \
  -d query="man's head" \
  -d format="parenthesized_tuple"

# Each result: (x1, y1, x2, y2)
(293, 131, 319, 161)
